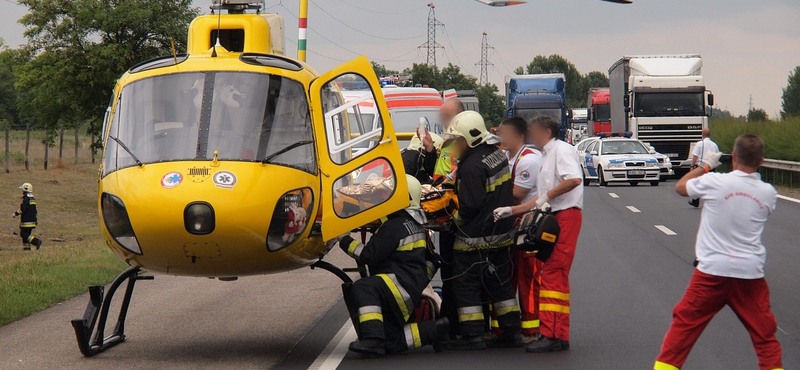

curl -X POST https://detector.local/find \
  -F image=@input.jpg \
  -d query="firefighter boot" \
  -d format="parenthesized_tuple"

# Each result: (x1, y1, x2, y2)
(485, 330, 524, 348)
(446, 335, 486, 351)
(32, 238, 42, 250)
(23, 243, 32, 251)
(525, 336, 564, 353)
(432, 318, 450, 353)
(348, 339, 385, 357)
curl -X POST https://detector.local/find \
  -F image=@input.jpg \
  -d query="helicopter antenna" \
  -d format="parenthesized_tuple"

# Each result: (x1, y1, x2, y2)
(170, 37, 178, 64)
(211, 3, 222, 57)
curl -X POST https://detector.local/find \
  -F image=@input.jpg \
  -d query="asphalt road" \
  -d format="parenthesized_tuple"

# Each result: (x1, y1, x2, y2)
(1, 181, 798, 370)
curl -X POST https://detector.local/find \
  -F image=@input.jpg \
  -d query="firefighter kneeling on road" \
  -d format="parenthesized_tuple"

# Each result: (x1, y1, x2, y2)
(445, 111, 522, 350)
(12, 183, 42, 251)
(339, 175, 449, 357)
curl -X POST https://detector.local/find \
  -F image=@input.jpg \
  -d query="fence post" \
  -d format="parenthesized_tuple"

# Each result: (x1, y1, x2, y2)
(4, 120, 9, 174)
(90, 132, 95, 164)
(24, 123, 30, 170)
(74, 124, 79, 165)
(58, 124, 65, 162)
(43, 129, 49, 170)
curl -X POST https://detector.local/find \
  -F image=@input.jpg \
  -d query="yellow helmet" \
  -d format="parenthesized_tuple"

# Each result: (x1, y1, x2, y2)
(406, 132, 443, 152)
(406, 174, 422, 210)
(445, 111, 490, 148)
(19, 183, 33, 192)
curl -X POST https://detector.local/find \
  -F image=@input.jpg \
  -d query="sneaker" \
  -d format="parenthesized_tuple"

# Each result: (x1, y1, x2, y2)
(525, 336, 564, 353)
(433, 318, 450, 353)
(522, 333, 542, 344)
(485, 331, 523, 348)
(446, 335, 486, 351)
(688, 199, 700, 208)
(348, 339, 385, 357)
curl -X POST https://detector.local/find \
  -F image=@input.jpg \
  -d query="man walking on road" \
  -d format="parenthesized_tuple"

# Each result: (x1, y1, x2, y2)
(654, 134, 783, 370)
(689, 128, 719, 207)
(12, 183, 42, 251)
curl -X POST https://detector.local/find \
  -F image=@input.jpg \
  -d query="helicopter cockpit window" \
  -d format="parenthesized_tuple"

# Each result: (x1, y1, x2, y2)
(320, 74, 384, 165)
(102, 71, 315, 176)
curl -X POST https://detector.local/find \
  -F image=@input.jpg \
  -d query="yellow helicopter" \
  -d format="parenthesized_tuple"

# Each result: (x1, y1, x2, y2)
(71, 0, 410, 356)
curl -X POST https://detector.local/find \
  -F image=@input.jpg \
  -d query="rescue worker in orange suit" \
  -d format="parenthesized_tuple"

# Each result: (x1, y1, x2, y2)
(12, 183, 42, 251)
(495, 116, 543, 343)
(445, 111, 522, 350)
(494, 115, 584, 353)
(432, 98, 465, 338)
(339, 175, 449, 357)
(654, 135, 783, 370)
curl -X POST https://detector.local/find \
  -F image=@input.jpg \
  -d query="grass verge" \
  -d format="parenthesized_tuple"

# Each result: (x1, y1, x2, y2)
(710, 117, 800, 162)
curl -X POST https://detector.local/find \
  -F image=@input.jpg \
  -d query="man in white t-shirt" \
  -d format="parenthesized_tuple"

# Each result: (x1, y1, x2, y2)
(689, 128, 720, 207)
(654, 134, 783, 370)
(496, 116, 543, 342)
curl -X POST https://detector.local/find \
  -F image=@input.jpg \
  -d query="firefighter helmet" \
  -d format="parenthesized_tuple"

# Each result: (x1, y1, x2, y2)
(405, 175, 427, 224)
(19, 183, 33, 192)
(407, 132, 443, 152)
(445, 111, 490, 148)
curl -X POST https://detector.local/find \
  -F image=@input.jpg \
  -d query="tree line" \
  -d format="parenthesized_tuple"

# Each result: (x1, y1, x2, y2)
(0, 0, 199, 170)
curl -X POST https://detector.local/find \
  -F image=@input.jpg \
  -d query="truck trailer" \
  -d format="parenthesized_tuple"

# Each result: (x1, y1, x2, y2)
(608, 55, 714, 168)
(505, 73, 569, 140)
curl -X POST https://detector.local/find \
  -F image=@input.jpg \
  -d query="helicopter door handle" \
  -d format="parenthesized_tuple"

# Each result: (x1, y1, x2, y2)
(380, 138, 392, 145)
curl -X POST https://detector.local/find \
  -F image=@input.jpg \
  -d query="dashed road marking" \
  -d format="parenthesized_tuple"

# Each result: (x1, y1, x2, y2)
(308, 321, 356, 370)
(777, 195, 800, 205)
(626, 206, 641, 213)
(655, 225, 677, 236)
(609, 193, 619, 198)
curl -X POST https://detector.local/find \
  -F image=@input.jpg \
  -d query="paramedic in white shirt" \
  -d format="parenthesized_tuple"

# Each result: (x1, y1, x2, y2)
(689, 128, 720, 207)
(496, 116, 543, 342)
(493, 115, 583, 353)
(654, 134, 782, 370)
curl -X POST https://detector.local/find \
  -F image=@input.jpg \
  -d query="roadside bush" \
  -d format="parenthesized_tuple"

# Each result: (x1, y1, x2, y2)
(710, 117, 800, 161)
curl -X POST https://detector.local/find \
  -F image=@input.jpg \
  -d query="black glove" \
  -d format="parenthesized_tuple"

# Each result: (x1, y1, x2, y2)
(339, 235, 355, 253)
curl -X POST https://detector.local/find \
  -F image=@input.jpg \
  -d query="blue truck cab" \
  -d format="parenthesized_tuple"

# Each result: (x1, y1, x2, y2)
(505, 73, 568, 140)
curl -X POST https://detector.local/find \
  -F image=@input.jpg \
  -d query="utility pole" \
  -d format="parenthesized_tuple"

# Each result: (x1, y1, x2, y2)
(418, 3, 444, 67)
(475, 32, 493, 85)
(748, 94, 753, 113)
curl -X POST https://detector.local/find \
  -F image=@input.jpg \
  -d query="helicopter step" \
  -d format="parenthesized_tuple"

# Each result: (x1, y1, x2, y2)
(70, 266, 154, 357)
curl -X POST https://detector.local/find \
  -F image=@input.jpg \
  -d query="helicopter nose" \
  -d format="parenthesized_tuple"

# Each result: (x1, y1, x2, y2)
(184, 202, 215, 235)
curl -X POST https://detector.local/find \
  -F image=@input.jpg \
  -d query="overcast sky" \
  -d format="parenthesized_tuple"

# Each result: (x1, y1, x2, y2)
(1, 0, 798, 116)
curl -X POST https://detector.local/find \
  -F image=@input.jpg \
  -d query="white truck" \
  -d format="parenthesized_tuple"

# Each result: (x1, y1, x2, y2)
(608, 55, 714, 169)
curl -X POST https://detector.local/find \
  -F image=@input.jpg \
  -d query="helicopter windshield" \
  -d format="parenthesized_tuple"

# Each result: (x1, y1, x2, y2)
(103, 71, 315, 175)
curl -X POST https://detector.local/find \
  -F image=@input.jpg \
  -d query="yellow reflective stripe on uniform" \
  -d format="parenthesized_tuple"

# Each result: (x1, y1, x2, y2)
(522, 320, 540, 329)
(458, 306, 484, 322)
(494, 299, 520, 316)
(20, 222, 36, 228)
(376, 274, 413, 322)
(396, 233, 427, 252)
(540, 303, 570, 314)
(491, 320, 499, 328)
(540, 290, 570, 301)
(347, 240, 364, 259)
(453, 231, 515, 251)
(426, 261, 437, 279)
(654, 361, 680, 370)
(359, 313, 383, 323)
(29, 201, 36, 205)
(486, 167, 511, 193)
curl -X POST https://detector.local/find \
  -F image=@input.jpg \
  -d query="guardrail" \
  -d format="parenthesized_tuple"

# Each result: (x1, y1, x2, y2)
(760, 158, 800, 188)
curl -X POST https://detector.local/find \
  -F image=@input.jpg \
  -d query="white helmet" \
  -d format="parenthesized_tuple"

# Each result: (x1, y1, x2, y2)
(407, 132, 443, 152)
(445, 111, 490, 148)
(405, 175, 427, 224)
(19, 183, 33, 192)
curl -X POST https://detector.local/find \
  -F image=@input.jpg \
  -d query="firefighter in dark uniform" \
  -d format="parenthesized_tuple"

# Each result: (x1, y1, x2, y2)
(12, 183, 43, 251)
(339, 175, 449, 357)
(444, 111, 522, 350)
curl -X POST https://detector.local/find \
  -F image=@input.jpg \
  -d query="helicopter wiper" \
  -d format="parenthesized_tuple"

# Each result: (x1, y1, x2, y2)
(108, 135, 143, 167)
(261, 140, 313, 164)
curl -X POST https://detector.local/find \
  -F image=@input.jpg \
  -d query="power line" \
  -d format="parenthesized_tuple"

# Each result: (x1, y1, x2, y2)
(441, 26, 464, 70)
(492, 48, 514, 75)
(418, 3, 444, 67)
(308, 0, 425, 41)
(476, 32, 493, 85)
(334, 0, 427, 15)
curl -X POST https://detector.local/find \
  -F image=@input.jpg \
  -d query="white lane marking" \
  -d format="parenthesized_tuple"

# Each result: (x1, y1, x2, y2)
(655, 225, 677, 236)
(777, 194, 800, 205)
(308, 321, 357, 370)
(626, 206, 641, 213)
(609, 192, 619, 198)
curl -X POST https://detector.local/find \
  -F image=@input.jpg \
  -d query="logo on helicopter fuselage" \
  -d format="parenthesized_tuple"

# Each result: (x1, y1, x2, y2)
(213, 171, 238, 189)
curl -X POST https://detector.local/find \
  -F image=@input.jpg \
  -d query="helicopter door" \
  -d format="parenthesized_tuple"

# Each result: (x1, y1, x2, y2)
(310, 56, 409, 240)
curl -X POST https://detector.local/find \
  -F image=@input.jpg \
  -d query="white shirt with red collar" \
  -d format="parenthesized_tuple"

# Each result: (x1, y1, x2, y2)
(508, 146, 542, 204)
(537, 138, 584, 212)
(687, 170, 777, 279)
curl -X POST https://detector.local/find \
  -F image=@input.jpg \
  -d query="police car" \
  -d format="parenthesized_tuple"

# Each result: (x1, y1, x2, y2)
(579, 133, 661, 186)
(642, 143, 674, 182)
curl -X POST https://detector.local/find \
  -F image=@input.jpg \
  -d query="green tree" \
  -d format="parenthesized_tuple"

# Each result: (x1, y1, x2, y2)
(371, 61, 398, 78)
(475, 84, 505, 127)
(0, 39, 21, 125)
(16, 0, 199, 146)
(747, 108, 769, 122)
(516, 55, 608, 109)
(781, 66, 800, 119)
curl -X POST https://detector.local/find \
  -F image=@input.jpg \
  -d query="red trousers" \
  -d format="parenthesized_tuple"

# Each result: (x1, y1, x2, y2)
(655, 270, 783, 370)
(512, 248, 543, 336)
(539, 208, 582, 341)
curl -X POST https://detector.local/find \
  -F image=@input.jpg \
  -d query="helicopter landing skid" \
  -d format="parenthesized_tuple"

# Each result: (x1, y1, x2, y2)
(70, 266, 154, 357)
